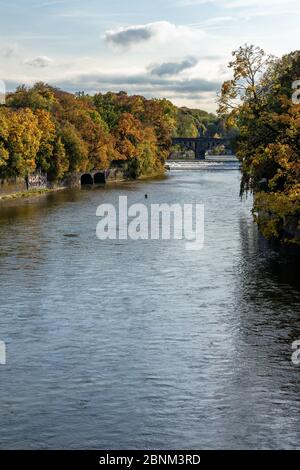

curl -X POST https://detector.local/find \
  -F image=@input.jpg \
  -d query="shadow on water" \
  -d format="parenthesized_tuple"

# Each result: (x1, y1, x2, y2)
(0, 189, 83, 221)
(236, 214, 300, 344)
(239, 216, 300, 351)
(212, 215, 300, 449)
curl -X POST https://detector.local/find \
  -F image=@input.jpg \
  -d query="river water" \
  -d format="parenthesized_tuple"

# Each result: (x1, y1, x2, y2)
(0, 164, 300, 449)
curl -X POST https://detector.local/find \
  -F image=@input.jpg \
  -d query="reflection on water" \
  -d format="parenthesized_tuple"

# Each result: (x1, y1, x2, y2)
(0, 169, 299, 449)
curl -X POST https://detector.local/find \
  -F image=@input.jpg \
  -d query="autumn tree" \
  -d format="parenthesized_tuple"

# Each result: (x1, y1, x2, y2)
(144, 98, 177, 160)
(218, 45, 300, 244)
(0, 109, 9, 173)
(218, 45, 275, 119)
(7, 108, 42, 177)
(1, 82, 222, 184)
(114, 112, 143, 161)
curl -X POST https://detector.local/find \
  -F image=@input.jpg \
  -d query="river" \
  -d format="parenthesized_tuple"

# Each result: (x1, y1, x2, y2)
(0, 163, 300, 449)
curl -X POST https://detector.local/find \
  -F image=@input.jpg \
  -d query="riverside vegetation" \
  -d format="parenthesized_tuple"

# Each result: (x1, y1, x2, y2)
(218, 45, 300, 247)
(1, 45, 299, 248)
(0, 84, 220, 182)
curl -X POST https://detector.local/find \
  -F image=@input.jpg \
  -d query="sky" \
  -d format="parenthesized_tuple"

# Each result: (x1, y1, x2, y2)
(0, 0, 299, 111)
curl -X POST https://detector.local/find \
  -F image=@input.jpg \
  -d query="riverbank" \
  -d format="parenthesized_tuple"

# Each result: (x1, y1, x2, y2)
(0, 186, 68, 202)
(253, 194, 300, 249)
(0, 168, 166, 204)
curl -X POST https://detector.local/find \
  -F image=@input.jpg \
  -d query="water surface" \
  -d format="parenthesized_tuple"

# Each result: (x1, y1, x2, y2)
(0, 166, 300, 449)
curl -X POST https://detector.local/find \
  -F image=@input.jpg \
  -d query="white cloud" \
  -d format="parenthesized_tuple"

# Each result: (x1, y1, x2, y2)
(105, 21, 205, 48)
(1, 2, 298, 112)
(2, 45, 19, 59)
(180, 0, 300, 16)
(189, 16, 235, 31)
(25, 56, 54, 68)
(180, 0, 298, 6)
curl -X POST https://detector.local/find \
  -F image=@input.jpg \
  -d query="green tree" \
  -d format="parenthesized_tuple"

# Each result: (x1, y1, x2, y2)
(61, 123, 89, 172)
(6, 82, 57, 111)
(35, 109, 56, 173)
(48, 136, 69, 181)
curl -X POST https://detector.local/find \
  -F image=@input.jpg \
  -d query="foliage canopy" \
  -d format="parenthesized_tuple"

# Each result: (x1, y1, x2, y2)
(218, 45, 300, 245)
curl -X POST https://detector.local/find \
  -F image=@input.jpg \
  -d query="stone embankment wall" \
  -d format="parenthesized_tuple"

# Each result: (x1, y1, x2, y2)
(0, 177, 27, 197)
(1, 165, 164, 198)
(0, 173, 49, 196)
(105, 168, 127, 182)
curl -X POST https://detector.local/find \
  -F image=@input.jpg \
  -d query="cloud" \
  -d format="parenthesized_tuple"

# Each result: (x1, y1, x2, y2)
(194, 16, 235, 29)
(224, 0, 298, 6)
(105, 24, 153, 47)
(52, 70, 221, 99)
(180, 0, 300, 16)
(168, 78, 220, 94)
(149, 57, 198, 77)
(105, 21, 205, 48)
(3, 67, 221, 111)
(25, 56, 54, 68)
(2, 45, 19, 59)
(203, 54, 224, 61)
(36, 1, 66, 7)
(180, 0, 297, 6)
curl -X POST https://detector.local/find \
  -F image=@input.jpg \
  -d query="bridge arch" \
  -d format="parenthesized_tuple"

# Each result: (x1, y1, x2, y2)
(172, 137, 232, 160)
(81, 173, 93, 185)
(172, 138, 206, 160)
(94, 172, 106, 184)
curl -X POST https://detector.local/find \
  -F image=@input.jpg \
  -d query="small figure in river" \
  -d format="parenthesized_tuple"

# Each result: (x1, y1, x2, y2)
(145, 194, 148, 199)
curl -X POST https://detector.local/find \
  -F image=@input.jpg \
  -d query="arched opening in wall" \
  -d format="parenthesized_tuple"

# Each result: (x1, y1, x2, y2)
(81, 174, 93, 185)
(170, 144, 196, 160)
(94, 172, 106, 184)
(207, 144, 226, 156)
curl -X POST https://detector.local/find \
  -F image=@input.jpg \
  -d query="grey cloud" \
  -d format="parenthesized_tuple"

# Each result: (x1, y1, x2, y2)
(7, 72, 219, 109)
(150, 57, 198, 77)
(168, 78, 219, 93)
(53, 71, 221, 99)
(105, 25, 154, 47)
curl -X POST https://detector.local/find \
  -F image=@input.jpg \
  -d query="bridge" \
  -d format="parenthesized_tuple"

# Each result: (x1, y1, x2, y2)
(80, 170, 106, 185)
(172, 137, 232, 160)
